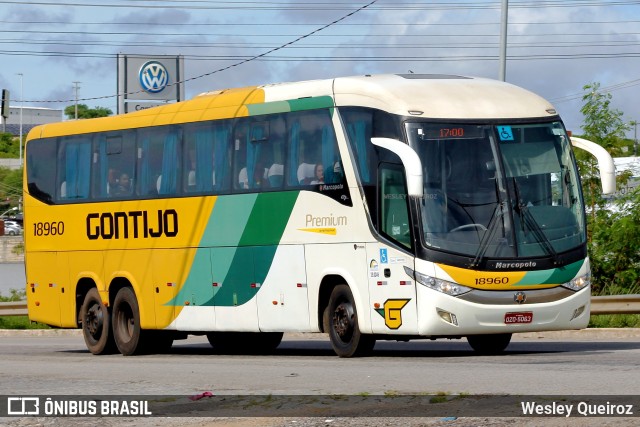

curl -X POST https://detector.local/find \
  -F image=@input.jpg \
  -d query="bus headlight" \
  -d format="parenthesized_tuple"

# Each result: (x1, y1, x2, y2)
(405, 266, 472, 296)
(562, 271, 591, 291)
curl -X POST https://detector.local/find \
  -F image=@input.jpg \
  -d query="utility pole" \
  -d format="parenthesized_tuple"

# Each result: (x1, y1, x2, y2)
(17, 73, 23, 167)
(73, 81, 81, 119)
(499, 0, 509, 81)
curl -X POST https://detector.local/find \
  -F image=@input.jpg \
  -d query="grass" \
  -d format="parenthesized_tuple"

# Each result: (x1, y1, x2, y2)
(0, 288, 50, 329)
(588, 314, 640, 328)
(0, 315, 50, 329)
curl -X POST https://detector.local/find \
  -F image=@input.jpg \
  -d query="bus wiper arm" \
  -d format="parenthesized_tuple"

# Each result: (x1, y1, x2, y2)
(469, 202, 503, 268)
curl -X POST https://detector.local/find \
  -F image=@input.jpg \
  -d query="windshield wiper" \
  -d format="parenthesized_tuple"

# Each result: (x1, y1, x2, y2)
(512, 178, 560, 265)
(469, 202, 504, 268)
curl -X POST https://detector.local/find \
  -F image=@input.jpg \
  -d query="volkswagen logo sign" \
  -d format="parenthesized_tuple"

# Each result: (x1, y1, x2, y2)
(139, 61, 169, 93)
(514, 291, 527, 304)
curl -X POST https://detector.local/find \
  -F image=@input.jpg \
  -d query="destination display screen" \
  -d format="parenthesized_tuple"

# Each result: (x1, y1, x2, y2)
(417, 124, 485, 140)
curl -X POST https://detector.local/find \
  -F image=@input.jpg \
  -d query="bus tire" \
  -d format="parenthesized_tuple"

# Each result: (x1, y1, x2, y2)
(327, 284, 375, 357)
(467, 333, 512, 355)
(80, 288, 116, 355)
(112, 287, 145, 356)
(206, 332, 283, 354)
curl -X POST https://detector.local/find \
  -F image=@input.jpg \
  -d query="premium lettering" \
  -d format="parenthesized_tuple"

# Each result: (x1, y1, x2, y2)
(305, 213, 347, 227)
(87, 209, 178, 240)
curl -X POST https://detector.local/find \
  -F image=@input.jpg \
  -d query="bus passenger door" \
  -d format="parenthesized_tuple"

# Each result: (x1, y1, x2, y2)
(366, 163, 418, 334)
(256, 245, 309, 331)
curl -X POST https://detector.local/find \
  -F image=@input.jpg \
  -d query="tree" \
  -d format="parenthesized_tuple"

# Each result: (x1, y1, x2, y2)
(577, 82, 638, 295)
(580, 82, 628, 156)
(64, 104, 112, 119)
(0, 132, 20, 158)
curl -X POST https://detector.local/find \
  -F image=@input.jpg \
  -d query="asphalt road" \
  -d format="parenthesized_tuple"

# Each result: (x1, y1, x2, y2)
(1, 329, 639, 426)
(1, 329, 640, 395)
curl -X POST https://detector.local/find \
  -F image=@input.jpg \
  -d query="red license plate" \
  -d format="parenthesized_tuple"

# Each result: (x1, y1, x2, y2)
(504, 312, 533, 324)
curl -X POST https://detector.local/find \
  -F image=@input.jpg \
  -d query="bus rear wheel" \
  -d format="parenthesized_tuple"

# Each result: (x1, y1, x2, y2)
(112, 287, 145, 356)
(467, 333, 512, 355)
(327, 284, 375, 357)
(80, 288, 116, 355)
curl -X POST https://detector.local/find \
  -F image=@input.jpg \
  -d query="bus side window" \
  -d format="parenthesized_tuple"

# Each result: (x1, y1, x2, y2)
(138, 127, 180, 197)
(57, 136, 92, 201)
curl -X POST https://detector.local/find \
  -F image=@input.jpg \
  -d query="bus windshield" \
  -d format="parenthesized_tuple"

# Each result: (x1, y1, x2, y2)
(406, 121, 585, 262)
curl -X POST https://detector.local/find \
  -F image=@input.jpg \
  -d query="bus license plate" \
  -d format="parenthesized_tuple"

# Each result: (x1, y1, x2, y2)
(504, 312, 533, 324)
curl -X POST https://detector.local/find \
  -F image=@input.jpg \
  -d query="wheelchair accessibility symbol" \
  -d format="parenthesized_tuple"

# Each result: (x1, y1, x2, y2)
(497, 125, 514, 141)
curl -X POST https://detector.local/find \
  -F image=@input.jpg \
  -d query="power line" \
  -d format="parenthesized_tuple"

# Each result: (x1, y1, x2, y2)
(3, 19, 640, 27)
(18, 0, 379, 103)
(1, 0, 639, 9)
(550, 79, 640, 104)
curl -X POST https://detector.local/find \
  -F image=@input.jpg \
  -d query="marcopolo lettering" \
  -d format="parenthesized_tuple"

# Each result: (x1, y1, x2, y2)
(87, 209, 178, 240)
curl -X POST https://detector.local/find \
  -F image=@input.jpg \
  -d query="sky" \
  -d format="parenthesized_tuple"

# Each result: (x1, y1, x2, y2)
(1, 0, 639, 137)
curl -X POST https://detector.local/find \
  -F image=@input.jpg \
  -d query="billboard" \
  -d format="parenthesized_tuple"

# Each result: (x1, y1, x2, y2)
(117, 54, 185, 114)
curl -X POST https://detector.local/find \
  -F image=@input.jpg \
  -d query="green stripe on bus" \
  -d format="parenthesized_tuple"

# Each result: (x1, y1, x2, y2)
(246, 96, 334, 116)
(170, 191, 299, 307)
(287, 96, 334, 111)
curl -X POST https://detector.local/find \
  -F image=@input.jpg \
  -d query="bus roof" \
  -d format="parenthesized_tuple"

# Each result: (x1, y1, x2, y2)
(27, 74, 557, 140)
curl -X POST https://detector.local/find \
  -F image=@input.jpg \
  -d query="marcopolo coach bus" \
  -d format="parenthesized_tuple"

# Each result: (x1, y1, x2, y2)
(24, 74, 615, 357)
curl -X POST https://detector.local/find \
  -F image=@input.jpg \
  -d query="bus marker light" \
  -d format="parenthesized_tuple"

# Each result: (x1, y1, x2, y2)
(35, 301, 40, 306)
(374, 303, 380, 309)
(185, 301, 190, 306)
(212, 282, 220, 287)
(377, 281, 387, 286)
(272, 301, 278, 305)
(167, 282, 174, 287)
(250, 283, 261, 288)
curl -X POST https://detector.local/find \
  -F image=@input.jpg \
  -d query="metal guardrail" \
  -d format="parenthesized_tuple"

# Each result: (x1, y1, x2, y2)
(1, 295, 640, 318)
(589, 295, 640, 315)
(0, 301, 28, 316)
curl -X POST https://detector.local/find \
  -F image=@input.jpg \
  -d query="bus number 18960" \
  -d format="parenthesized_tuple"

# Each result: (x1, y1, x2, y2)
(34, 221, 65, 236)
(475, 277, 509, 285)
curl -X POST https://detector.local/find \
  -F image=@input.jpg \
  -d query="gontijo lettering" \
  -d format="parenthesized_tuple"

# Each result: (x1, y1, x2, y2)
(86, 209, 178, 239)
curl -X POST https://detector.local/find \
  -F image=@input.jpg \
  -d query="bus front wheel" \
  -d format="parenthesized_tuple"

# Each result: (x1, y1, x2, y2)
(112, 287, 145, 356)
(467, 333, 512, 355)
(80, 288, 116, 355)
(327, 284, 375, 357)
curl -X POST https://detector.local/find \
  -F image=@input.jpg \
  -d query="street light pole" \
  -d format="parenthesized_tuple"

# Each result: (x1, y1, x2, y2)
(499, 0, 509, 81)
(634, 121, 638, 156)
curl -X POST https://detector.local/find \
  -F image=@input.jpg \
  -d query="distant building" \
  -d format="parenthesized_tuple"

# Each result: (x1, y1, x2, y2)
(1, 105, 63, 137)
(614, 157, 640, 198)
(0, 106, 63, 170)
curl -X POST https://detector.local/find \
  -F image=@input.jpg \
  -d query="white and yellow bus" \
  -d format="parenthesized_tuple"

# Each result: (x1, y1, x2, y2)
(24, 74, 615, 357)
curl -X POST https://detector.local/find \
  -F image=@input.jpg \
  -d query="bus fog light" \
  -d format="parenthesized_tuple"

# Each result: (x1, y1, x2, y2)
(436, 308, 458, 326)
(571, 305, 586, 321)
